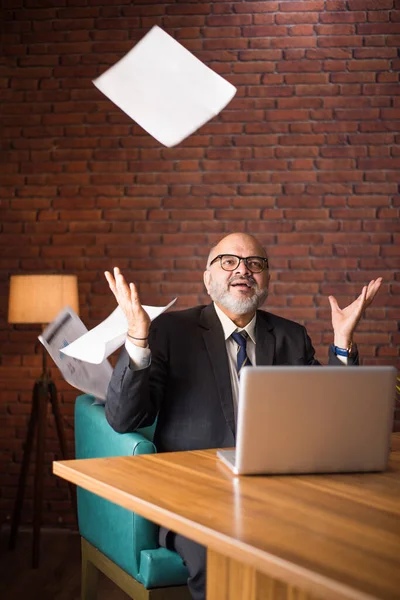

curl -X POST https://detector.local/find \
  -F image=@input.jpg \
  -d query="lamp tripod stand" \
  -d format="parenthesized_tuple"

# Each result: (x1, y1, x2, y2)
(8, 346, 77, 568)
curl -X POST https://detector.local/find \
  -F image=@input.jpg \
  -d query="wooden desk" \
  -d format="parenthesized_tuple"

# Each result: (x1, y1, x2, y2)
(54, 434, 400, 600)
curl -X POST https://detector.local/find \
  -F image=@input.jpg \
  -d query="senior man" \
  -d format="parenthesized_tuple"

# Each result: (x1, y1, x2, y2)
(104, 232, 382, 600)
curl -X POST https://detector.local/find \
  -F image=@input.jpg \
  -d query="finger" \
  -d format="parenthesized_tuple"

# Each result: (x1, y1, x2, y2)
(129, 282, 142, 307)
(328, 295, 340, 313)
(114, 267, 131, 297)
(356, 285, 368, 313)
(353, 283, 368, 305)
(104, 270, 117, 296)
(366, 279, 377, 295)
(365, 277, 383, 306)
(347, 286, 368, 327)
(360, 284, 368, 304)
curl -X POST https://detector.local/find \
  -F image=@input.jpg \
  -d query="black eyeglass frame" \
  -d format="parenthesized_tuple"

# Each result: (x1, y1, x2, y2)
(209, 254, 269, 273)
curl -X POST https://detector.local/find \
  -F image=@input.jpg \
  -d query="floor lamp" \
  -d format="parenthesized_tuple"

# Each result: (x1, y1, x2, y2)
(7, 274, 79, 568)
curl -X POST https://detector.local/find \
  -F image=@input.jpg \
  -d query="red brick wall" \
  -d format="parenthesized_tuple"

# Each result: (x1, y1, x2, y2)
(1, 0, 399, 527)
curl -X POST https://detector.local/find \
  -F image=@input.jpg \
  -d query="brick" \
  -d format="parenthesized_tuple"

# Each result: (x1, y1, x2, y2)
(367, 10, 391, 22)
(233, 2, 279, 12)
(358, 23, 400, 34)
(242, 159, 288, 171)
(318, 36, 363, 47)
(203, 26, 241, 37)
(364, 84, 400, 95)
(335, 108, 379, 120)
(272, 170, 317, 183)
(316, 24, 356, 35)
(271, 36, 317, 48)
(243, 25, 288, 37)
(348, 59, 391, 71)
(348, 195, 392, 207)
(307, 184, 353, 195)
(266, 109, 310, 121)
(208, 14, 252, 26)
(279, 134, 325, 145)
(348, 0, 393, 10)
(296, 219, 340, 232)
(280, 1, 324, 11)
(277, 60, 322, 72)
(359, 158, 400, 169)
(276, 146, 319, 158)
(317, 158, 356, 170)
(320, 10, 366, 22)
(354, 48, 397, 58)
(290, 25, 314, 37)
(239, 183, 282, 195)
(290, 159, 316, 171)
(203, 38, 248, 50)
(296, 84, 340, 96)
(285, 73, 329, 85)
(276, 12, 319, 24)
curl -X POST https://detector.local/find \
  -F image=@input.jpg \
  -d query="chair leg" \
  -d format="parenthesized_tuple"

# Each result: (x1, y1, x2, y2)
(81, 538, 99, 600)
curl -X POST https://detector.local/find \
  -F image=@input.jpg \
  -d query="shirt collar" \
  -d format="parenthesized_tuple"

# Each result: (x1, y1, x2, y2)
(213, 303, 257, 343)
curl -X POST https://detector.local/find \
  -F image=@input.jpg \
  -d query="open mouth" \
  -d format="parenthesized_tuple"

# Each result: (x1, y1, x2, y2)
(229, 280, 254, 290)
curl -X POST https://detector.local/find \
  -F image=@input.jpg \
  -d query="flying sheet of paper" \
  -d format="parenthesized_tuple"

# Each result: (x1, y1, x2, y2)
(60, 298, 177, 365)
(92, 25, 237, 147)
(39, 307, 113, 402)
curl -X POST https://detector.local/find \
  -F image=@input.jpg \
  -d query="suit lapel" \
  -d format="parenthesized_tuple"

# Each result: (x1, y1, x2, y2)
(200, 304, 235, 435)
(255, 310, 275, 366)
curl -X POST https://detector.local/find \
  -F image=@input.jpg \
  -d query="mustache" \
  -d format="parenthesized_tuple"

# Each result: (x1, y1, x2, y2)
(228, 275, 257, 287)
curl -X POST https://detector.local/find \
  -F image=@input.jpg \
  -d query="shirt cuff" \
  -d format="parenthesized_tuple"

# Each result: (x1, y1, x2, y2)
(336, 354, 348, 365)
(125, 338, 151, 371)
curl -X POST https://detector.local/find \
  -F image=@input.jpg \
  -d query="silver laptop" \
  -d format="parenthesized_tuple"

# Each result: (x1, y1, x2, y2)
(217, 366, 397, 475)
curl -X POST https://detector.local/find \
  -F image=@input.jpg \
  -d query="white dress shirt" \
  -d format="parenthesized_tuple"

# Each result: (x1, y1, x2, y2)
(125, 337, 151, 369)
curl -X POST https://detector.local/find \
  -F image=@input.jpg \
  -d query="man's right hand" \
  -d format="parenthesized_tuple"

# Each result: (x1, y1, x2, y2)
(104, 267, 151, 348)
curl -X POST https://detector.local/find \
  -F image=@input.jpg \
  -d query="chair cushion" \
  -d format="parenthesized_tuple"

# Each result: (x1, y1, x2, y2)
(75, 394, 188, 587)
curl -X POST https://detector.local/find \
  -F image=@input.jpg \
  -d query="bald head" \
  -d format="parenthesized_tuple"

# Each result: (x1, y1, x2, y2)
(206, 233, 268, 268)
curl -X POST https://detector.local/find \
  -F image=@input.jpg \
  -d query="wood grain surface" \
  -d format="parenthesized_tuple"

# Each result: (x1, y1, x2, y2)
(53, 434, 400, 600)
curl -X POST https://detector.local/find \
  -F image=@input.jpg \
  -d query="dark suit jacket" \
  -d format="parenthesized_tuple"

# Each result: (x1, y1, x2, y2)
(105, 303, 358, 452)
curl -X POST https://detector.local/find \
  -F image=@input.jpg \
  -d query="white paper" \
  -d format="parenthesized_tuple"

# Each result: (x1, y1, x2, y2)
(93, 25, 236, 147)
(60, 298, 177, 364)
(38, 307, 113, 401)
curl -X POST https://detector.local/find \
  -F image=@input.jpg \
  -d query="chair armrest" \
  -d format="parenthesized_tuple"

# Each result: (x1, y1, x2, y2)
(75, 394, 156, 459)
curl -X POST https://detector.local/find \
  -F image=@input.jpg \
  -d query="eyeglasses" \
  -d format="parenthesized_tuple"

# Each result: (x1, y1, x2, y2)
(209, 254, 269, 274)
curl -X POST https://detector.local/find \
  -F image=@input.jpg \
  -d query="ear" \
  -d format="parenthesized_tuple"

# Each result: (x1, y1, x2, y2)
(203, 270, 211, 295)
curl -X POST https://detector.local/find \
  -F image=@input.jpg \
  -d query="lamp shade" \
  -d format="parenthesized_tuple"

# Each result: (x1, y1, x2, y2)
(8, 275, 79, 324)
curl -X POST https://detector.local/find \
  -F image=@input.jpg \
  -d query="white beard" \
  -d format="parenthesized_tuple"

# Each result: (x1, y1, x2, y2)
(207, 277, 268, 315)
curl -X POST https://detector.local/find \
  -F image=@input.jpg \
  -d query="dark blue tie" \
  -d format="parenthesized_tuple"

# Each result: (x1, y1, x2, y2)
(231, 331, 252, 377)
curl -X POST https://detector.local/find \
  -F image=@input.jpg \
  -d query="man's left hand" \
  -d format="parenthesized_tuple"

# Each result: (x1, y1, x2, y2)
(328, 278, 383, 349)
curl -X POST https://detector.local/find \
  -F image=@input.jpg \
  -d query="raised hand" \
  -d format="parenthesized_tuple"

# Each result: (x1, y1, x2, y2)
(328, 278, 383, 349)
(104, 267, 151, 347)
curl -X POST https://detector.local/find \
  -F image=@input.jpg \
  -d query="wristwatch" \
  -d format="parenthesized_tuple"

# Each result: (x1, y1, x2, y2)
(333, 342, 355, 357)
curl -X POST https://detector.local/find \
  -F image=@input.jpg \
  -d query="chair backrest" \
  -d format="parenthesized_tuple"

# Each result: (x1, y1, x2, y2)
(74, 394, 159, 580)
(74, 394, 189, 588)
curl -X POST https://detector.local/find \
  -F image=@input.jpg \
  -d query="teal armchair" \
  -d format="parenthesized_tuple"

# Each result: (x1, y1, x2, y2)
(75, 394, 190, 600)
